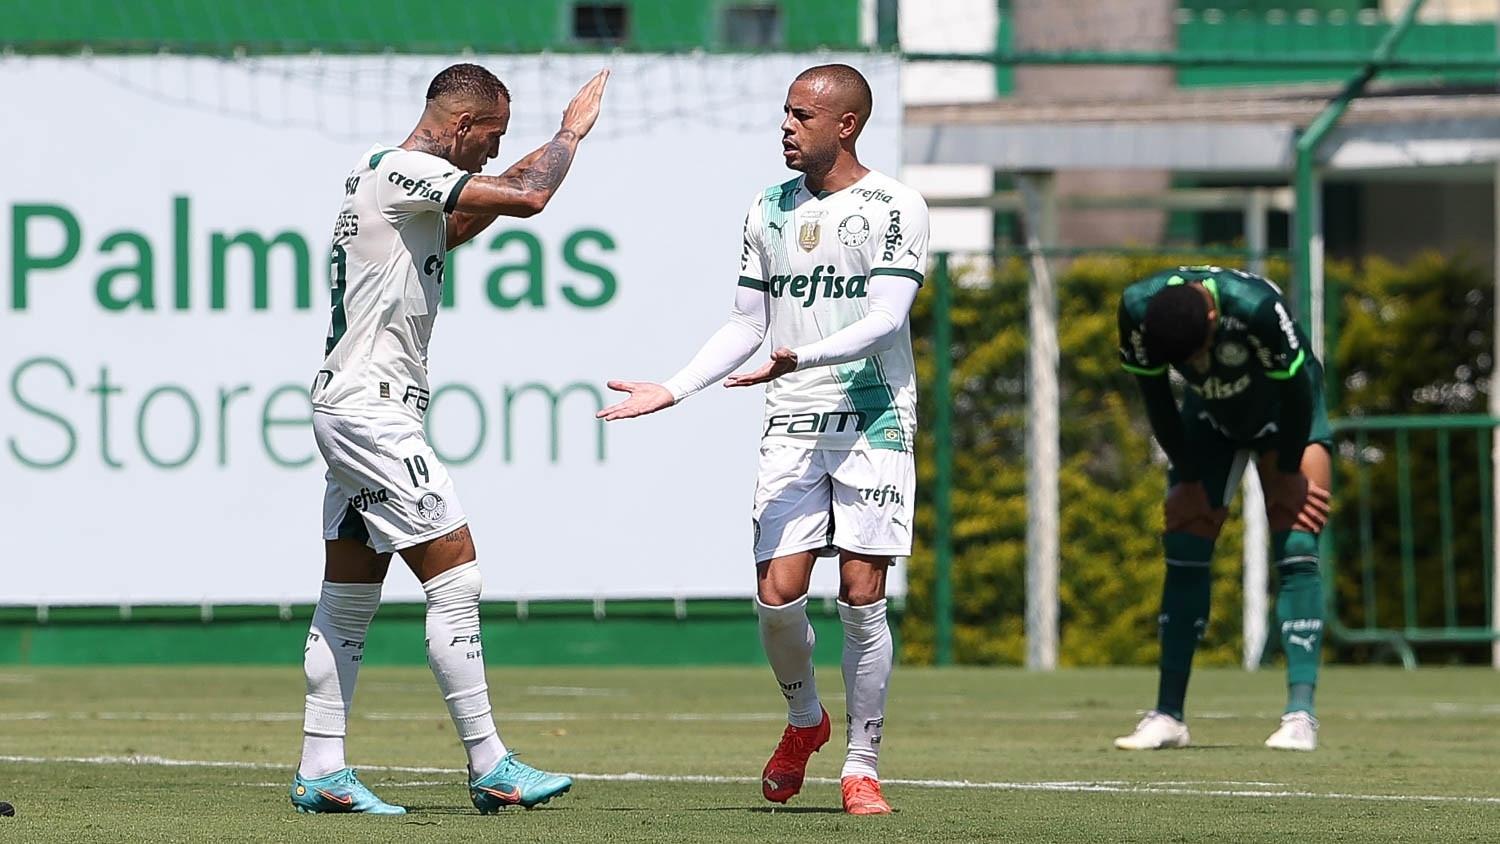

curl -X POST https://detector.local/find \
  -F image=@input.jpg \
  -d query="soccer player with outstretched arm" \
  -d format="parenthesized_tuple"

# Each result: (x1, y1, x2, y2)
(598, 64, 927, 815)
(1115, 265, 1331, 752)
(295, 63, 608, 815)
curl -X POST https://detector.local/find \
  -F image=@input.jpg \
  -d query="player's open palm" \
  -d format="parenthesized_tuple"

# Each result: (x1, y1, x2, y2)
(725, 347, 799, 388)
(562, 69, 610, 139)
(598, 380, 675, 421)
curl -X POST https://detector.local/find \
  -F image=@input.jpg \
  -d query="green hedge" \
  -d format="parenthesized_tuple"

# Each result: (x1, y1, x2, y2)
(901, 252, 1495, 665)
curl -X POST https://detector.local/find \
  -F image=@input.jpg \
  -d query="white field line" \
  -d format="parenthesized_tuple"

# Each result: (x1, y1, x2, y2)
(5, 708, 1488, 724)
(2, 754, 1498, 806)
(0, 711, 787, 724)
(0, 710, 1093, 724)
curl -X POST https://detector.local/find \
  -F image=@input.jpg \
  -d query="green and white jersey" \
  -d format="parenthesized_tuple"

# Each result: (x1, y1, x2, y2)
(1118, 266, 1319, 441)
(312, 145, 472, 422)
(738, 171, 928, 452)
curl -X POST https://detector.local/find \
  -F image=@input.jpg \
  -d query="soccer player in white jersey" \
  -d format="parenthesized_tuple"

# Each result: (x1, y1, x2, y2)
(293, 63, 608, 816)
(598, 64, 927, 816)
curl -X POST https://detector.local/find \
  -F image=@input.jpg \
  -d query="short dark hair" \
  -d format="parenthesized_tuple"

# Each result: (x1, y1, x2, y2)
(426, 63, 510, 104)
(795, 63, 872, 123)
(1142, 284, 1211, 365)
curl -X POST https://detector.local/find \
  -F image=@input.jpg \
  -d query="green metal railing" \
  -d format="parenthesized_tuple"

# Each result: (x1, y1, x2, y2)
(1323, 414, 1500, 668)
(932, 253, 955, 666)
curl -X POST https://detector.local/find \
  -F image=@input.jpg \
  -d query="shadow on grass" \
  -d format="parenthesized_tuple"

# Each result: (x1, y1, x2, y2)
(593, 806, 848, 815)
(403, 805, 572, 816)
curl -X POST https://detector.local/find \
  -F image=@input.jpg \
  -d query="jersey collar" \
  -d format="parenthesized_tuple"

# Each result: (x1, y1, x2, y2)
(799, 170, 875, 201)
(1202, 277, 1221, 312)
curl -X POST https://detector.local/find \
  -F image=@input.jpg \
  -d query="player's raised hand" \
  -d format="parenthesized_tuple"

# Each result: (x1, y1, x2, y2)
(724, 347, 798, 388)
(597, 380, 675, 421)
(561, 69, 610, 139)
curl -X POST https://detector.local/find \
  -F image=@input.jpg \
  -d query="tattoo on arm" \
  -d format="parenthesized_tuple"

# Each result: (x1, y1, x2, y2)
(511, 130, 578, 194)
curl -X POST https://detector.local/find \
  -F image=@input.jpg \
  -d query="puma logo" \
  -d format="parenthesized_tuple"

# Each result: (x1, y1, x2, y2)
(1288, 633, 1317, 652)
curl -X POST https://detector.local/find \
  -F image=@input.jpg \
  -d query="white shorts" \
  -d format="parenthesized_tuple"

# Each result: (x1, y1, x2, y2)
(752, 443, 914, 563)
(315, 411, 468, 554)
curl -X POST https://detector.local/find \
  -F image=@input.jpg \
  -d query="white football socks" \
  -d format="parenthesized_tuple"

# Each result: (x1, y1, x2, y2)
(423, 561, 506, 777)
(299, 580, 383, 779)
(756, 594, 824, 728)
(839, 598, 892, 780)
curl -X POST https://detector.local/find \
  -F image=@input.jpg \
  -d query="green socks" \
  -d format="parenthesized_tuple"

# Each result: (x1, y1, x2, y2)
(1156, 542, 1213, 721)
(1274, 529, 1323, 714)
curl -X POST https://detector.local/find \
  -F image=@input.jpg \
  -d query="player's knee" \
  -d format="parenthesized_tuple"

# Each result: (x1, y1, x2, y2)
(1164, 510, 1228, 542)
(839, 582, 886, 607)
(1163, 531, 1216, 565)
(756, 592, 809, 627)
(1273, 530, 1319, 568)
(422, 560, 482, 603)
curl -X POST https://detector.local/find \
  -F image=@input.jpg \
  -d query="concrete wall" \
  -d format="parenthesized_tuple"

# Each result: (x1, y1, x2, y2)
(1012, 0, 1177, 249)
(1359, 179, 1497, 269)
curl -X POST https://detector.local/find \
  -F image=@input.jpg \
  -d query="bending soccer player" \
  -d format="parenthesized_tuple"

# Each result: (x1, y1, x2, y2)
(597, 64, 927, 815)
(294, 63, 608, 815)
(1115, 265, 1331, 752)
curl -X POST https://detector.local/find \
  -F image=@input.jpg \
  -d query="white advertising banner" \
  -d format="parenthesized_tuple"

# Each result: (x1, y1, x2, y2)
(0, 54, 906, 604)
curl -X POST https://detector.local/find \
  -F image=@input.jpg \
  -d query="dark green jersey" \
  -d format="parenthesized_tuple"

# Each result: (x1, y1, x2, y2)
(1118, 266, 1319, 446)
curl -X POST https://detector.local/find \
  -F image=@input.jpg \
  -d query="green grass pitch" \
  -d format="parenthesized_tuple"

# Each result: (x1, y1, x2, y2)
(1, 665, 1498, 842)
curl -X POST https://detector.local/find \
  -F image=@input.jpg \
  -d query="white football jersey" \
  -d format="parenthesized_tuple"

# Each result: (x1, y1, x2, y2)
(312, 145, 472, 422)
(739, 170, 928, 451)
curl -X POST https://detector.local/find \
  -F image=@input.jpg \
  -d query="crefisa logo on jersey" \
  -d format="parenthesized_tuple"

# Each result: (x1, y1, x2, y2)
(837, 214, 870, 247)
(418, 493, 446, 522)
(348, 487, 389, 512)
(766, 265, 868, 307)
(881, 210, 903, 261)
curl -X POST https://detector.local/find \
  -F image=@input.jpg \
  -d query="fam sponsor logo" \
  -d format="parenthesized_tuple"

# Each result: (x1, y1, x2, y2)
(765, 410, 867, 437)
(767, 265, 868, 307)
(348, 486, 389, 511)
(388, 171, 446, 204)
(448, 632, 483, 660)
(1281, 618, 1322, 652)
(403, 385, 431, 413)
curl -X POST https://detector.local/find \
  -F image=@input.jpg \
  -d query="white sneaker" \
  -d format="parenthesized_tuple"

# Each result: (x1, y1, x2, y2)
(1113, 710, 1190, 750)
(1265, 711, 1318, 751)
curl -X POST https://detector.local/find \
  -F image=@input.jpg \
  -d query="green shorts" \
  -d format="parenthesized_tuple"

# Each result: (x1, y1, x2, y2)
(1168, 380, 1333, 510)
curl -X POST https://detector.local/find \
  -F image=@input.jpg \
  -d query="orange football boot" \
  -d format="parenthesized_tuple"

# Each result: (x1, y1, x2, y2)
(760, 707, 831, 803)
(840, 775, 892, 815)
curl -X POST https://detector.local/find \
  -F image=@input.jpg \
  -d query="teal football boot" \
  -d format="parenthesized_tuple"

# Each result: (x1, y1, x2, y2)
(469, 752, 573, 813)
(290, 768, 406, 814)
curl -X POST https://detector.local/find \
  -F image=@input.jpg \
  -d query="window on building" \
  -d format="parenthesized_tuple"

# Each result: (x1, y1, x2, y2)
(573, 3, 628, 45)
(722, 4, 782, 49)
